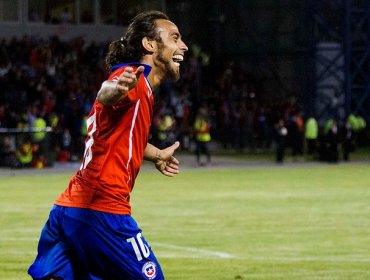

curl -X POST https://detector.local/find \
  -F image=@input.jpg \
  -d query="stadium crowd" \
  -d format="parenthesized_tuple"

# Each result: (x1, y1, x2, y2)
(0, 35, 367, 168)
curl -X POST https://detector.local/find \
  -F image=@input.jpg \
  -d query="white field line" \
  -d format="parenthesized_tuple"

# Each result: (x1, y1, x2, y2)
(1, 227, 41, 233)
(151, 242, 237, 259)
(1, 237, 39, 241)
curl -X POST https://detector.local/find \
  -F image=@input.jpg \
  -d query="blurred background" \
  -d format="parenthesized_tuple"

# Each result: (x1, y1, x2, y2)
(0, 0, 369, 168)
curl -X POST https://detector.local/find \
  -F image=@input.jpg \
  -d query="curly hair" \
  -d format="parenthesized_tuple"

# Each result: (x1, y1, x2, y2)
(104, 10, 169, 72)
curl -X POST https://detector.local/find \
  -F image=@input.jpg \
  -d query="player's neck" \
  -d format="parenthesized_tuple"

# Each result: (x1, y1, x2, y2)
(147, 72, 164, 91)
(140, 57, 165, 90)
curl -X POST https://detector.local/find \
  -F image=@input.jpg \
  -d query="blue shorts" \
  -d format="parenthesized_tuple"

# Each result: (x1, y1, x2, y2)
(28, 205, 164, 280)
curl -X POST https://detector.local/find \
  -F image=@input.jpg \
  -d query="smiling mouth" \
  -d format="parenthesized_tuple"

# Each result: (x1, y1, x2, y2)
(172, 54, 184, 66)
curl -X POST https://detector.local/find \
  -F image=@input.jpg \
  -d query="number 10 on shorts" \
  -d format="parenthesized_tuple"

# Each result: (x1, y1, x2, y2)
(127, 232, 150, 261)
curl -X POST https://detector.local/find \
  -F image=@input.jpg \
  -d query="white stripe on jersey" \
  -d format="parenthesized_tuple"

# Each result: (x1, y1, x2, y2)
(144, 77, 153, 95)
(126, 100, 141, 171)
(126, 77, 151, 183)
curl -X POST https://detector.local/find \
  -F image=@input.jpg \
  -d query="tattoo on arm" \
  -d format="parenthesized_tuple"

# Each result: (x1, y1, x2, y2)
(97, 81, 125, 106)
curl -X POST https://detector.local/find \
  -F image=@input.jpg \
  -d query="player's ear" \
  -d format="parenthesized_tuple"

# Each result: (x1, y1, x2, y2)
(142, 37, 157, 53)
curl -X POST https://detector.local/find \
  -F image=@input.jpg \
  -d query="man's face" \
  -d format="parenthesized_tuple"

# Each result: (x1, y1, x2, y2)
(154, 19, 188, 81)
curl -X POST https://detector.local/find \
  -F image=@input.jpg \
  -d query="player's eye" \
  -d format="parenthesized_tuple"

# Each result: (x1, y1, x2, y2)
(173, 34, 179, 42)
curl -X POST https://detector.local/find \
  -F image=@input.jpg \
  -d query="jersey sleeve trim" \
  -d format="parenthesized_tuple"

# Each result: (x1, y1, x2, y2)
(111, 63, 152, 78)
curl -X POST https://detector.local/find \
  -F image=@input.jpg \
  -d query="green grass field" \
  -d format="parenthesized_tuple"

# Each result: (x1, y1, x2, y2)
(1, 162, 370, 279)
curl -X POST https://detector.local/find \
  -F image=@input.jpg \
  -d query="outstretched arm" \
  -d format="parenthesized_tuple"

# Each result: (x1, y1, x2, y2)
(144, 142, 180, 177)
(97, 66, 144, 106)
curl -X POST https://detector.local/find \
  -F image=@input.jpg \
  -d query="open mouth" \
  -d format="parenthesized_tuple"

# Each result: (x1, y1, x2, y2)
(172, 54, 184, 66)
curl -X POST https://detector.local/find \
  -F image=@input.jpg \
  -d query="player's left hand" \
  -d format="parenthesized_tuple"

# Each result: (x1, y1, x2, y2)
(154, 142, 180, 177)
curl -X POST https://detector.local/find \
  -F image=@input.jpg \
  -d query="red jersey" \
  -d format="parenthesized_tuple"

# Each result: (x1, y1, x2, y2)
(55, 64, 153, 214)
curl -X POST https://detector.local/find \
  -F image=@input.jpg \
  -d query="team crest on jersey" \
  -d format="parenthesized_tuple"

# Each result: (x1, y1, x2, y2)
(142, 261, 157, 279)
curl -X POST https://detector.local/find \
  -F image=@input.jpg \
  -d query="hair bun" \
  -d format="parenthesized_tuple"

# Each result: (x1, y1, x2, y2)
(119, 37, 127, 47)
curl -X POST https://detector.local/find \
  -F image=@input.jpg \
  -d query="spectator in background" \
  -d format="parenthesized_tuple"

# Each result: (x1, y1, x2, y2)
(274, 118, 287, 163)
(15, 135, 34, 168)
(155, 108, 177, 149)
(304, 116, 318, 158)
(32, 109, 47, 168)
(342, 117, 353, 161)
(341, 114, 366, 161)
(193, 107, 212, 166)
(0, 136, 18, 167)
(322, 119, 339, 163)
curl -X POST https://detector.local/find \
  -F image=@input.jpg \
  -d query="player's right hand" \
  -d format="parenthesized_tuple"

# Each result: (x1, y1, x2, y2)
(116, 66, 144, 93)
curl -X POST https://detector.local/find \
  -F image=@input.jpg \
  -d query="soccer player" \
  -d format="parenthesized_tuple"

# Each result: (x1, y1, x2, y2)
(28, 10, 188, 280)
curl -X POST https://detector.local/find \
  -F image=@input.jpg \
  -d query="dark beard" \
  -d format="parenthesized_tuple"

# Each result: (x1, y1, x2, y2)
(157, 46, 180, 81)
